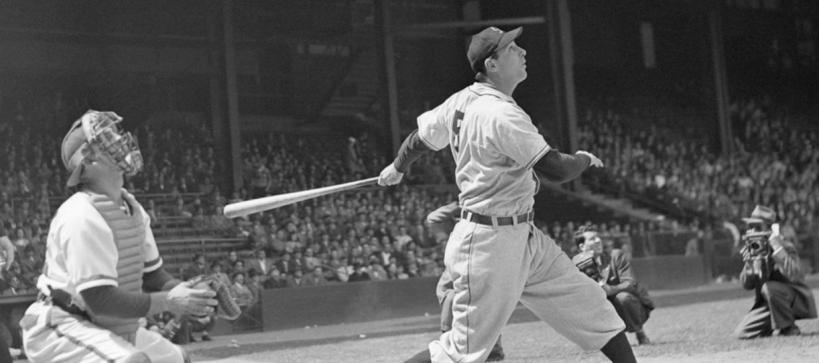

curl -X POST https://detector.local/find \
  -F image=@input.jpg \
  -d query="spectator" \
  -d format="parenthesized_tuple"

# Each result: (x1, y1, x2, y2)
(263, 268, 287, 289)
(181, 254, 209, 281)
(247, 269, 263, 304)
(302, 248, 321, 271)
(285, 270, 305, 288)
(303, 266, 328, 287)
(394, 226, 413, 250)
(210, 261, 231, 287)
(18, 246, 41, 287)
(348, 263, 371, 282)
(250, 219, 269, 251)
(225, 250, 242, 275)
(231, 260, 246, 276)
(335, 257, 353, 283)
(275, 252, 295, 275)
(246, 249, 272, 280)
(369, 261, 388, 281)
(230, 272, 254, 307)
(12, 228, 29, 250)
(210, 206, 236, 237)
(1, 275, 31, 296)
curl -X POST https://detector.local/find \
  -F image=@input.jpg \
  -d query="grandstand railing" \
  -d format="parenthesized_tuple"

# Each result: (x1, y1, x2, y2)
(156, 237, 249, 274)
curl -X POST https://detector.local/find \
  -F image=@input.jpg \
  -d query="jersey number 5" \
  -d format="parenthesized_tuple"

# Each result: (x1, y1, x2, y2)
(451, 110, 464, 153)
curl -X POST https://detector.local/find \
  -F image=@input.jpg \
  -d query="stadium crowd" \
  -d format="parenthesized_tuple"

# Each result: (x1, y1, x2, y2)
(0, 115, 461, 297)
(5, 94, 818, 297)
(578, 99, 819, 243)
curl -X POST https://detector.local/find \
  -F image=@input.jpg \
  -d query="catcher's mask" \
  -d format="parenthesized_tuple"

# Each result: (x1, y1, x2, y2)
(62, 110, 143, 187)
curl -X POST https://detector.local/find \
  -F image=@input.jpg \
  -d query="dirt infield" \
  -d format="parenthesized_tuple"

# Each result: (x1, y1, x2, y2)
(195, 287, 819, 363)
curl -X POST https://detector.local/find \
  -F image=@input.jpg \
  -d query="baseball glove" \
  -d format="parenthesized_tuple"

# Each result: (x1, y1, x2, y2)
(188, 275, 242, 321)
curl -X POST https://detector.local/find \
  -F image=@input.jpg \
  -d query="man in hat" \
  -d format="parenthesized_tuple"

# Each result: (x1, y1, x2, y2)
(734, 205, 817, 338)
(379, 26, 635, 363)
(20, 110, 218, 363)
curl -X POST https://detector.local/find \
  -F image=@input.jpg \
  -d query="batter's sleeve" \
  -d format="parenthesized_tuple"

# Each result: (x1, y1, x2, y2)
(534, 150, 591, 184)
(491, 104, 551, 168)
(393, 130, 433, 173)
(63, 211, 119, 292)
(416, 104, 450, 151)
(140, 209, 163, 273)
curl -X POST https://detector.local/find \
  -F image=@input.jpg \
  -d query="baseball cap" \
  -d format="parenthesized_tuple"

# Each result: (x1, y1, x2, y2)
(742, 205, 776, 224)
(467, 26, 523, 73)
(61, 119, 87, 187)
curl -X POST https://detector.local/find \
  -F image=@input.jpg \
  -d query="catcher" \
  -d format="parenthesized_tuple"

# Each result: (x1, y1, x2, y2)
(734, 205, 817, 339)
(572, 226, 654, 345)
(19, 110, 235, 363)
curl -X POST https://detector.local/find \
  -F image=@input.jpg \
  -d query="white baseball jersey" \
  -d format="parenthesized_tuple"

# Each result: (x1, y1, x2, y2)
(418, 82, 550, 216)
(419, 82, 624, 363)
(36, 191, 162, 312)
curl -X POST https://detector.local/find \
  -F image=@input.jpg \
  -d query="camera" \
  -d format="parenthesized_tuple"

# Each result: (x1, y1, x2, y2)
(572, 251, 601, 281)
(743, 230, 772, 257)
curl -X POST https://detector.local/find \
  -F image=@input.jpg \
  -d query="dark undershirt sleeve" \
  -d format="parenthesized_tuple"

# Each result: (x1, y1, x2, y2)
(80, 286, 151, 318)
(143, 266, 181, 292)
(533, 149, 591, 184)
(393, 130, 433, 173)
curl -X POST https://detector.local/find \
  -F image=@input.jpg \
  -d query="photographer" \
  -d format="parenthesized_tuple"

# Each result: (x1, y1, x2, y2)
(734, 205, 817, 338)
(572, 226, 654, 345)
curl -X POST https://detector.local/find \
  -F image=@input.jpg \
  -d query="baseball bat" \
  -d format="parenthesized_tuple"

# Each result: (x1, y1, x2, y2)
(223, 176, 379, 218)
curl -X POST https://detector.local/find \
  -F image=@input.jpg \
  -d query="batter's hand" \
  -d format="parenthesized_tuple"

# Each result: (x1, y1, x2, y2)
(165, 282, 218, 317)
(378, 163, 404, 186)
(576, 150, 604, 168)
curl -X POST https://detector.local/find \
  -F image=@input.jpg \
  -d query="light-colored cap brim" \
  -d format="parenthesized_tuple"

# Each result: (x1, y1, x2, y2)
(66, 165, 82, 187)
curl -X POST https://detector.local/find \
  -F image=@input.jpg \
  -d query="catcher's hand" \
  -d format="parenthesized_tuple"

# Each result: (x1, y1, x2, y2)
(165, 281, 217, 317)
(188, 275, 242, 321)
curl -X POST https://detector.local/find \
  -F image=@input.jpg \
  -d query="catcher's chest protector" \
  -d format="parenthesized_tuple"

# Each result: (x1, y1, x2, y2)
(87, 190, 146, 341)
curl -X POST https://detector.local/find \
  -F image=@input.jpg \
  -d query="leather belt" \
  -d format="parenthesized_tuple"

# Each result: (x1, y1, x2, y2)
(460, 209, 534, 226)
(38, 291, 91, 320)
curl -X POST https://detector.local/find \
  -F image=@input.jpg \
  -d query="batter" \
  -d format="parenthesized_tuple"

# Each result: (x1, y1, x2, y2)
(379, 27, 634, 363)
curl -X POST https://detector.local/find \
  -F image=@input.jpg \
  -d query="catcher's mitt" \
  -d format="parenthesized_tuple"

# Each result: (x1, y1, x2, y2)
(188, 275, 242, 321)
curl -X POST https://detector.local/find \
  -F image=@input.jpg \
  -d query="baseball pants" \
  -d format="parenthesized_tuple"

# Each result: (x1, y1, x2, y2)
(429, 220, 625, 363)
(20, 301, 186, 363)
(437, 273, 504, 357)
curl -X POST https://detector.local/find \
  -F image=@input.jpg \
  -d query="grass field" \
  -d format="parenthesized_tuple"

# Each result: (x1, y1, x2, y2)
(196, 288, 819, 363)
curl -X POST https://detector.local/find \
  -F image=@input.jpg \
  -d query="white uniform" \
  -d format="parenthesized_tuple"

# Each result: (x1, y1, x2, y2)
(21, 190, 184, 363)
(418, 82, 625, 362)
